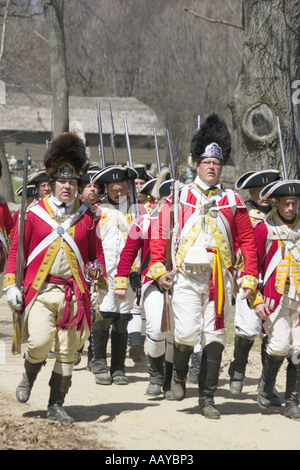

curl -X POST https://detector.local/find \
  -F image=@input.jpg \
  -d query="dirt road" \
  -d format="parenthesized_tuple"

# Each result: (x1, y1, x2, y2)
(1, 296, 300, 451)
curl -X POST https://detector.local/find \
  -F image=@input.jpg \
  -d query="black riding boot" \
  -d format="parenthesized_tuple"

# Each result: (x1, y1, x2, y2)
(111, 319, 129, 384)
(171, 342, 193, 401)
(188, 351, 203, 384)
(198, 342, 224, 419)
(285, 357, 300, 420)
(260, 337, 282, 406)
(90, 320, 112, 385)
(16, 359, 45, 403)
(146, 354, 165, 396)
(128, 331, 144, 363)
(257, 351, 285, 409)
(47, 372, 74, 424)
(228, 335, 254, 394)
(163, 360, 174, 400)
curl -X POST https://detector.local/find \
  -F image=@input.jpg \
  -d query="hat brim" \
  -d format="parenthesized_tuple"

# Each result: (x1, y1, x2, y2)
(235, 170, 281, 190)
(27, 169, 50, 185)
(92, 165, 138, 184)
(260, 180, 300, 199)
(15, 184, 36, 197)
(159, 179, 173, 198)
(138, 178, 157, 195)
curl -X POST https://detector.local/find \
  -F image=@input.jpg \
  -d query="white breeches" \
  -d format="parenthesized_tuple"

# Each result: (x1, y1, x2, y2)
(234, 287, 262, 338)
(263, 291, 300, 357)
(171, 271, 233, 348)
(127, 298, 145, 335)
(100, 272, 135, 314)
(143, 282, 174, 360)
(26, 286, 89, 375)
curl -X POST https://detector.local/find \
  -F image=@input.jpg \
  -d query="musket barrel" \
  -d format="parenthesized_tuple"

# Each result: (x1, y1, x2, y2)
(96, 101, 106, 168)
(109, 102, 117, 164)
(123, 116, 140, 218)
(166, 129, 175, 178)
(153, 127, 161, 173)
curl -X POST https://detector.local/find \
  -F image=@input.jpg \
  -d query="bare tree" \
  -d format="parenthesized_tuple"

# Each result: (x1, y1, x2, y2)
(43, 0, 68, 136)
(0, 0, 14, 201)
(229, 0, 300, 178)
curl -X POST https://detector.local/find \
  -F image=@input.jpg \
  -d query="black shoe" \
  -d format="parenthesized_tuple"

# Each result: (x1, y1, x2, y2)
(200, 403, 220, 419)
(47, 404, 74, 424)
(171, 378, 186, 401)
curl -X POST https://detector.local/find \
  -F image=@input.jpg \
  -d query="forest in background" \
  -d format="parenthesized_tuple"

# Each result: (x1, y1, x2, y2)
(1, 0, 244, 162)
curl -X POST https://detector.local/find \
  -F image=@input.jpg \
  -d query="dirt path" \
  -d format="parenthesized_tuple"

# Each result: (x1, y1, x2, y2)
(1, 296, 300, 451)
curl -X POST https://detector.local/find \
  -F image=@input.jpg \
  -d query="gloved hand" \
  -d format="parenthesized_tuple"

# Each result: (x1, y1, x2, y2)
(5, 285, 23, 311)
(90, 291, 97, 308)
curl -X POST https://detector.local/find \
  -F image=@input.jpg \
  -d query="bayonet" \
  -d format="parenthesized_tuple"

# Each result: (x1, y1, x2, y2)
(96, 101, 106, 168)
(123, 116, 140, 218)
(109, 102, 117, 165)
(153, 127, 161, 173)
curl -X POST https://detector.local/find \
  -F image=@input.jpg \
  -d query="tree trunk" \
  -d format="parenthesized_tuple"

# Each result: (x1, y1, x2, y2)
(44, 0, 69, 136)
(0, 132, 14, 202)
(229, 0, 300, 179)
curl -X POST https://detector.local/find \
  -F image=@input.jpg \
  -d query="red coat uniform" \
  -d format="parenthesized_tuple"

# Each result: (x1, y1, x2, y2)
(0, 197, 14, 257)
(148, 185, 258, 288)
(4, 196, 106, 330)
(114, 208, 159, 289)
(252, 211, 300, 316)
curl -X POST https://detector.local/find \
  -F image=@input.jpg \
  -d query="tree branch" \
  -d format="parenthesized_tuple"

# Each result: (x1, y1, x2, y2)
(0, 0, 11, 67)
(184, 7, 243, 30)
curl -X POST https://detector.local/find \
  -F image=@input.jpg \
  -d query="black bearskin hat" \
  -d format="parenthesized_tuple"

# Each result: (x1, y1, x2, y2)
(190, 114, 231, 165)
(44, 132, 89, 179)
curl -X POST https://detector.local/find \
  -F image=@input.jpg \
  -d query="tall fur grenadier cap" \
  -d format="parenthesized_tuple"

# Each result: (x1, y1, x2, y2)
(190, 114, 231, 164)
(44, 132, 89, 179)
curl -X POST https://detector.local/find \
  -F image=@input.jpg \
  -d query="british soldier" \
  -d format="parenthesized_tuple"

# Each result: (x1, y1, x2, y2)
(88, 165, 146, 385)
(147, 114, 258, 419)
(252, 179, 300, 420)
(228, 169, 281, 398)
(4, 132, 107, 423)
(114, 175, 174, 398)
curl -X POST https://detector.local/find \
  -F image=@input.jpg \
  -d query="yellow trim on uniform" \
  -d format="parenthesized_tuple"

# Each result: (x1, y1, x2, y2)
(113, 276, 128, 289)
(147, 262, 167, 280)
(3, 273, 16, 288)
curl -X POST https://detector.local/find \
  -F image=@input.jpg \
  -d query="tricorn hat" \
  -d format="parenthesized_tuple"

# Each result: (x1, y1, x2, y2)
(235, 169, 281, 190)
(134, 165, 154, 182)
(151, 167, 171, 200)
(138, 178, 157, 196)
(15, 184, 36, 198)
(260, 179, 300, 199)
(159, 179, 173, 198)
(79, 164, 102, 184)
(190, 114, 231, 164)
(27, 169, 50, 186)
(91, 165, 138, 184)
(44, 132, 89, 179)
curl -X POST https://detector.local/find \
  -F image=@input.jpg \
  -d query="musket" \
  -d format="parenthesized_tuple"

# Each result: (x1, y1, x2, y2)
(276, 116, 288, 179)
(123, 116, 140, 218)
(197, 114, 201, 130)
(12, 148, 29, 355)
(153, 127, 161, 173)
(96, 101, 106, 169)
(46, 107, 54, 149)
(109, 102, 117, 165)
(161, 130, 180, 333)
